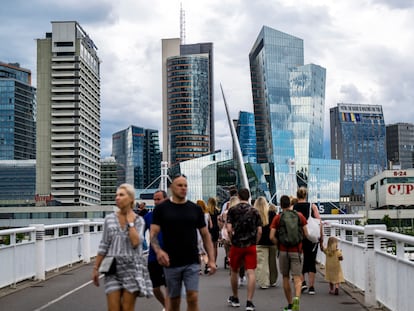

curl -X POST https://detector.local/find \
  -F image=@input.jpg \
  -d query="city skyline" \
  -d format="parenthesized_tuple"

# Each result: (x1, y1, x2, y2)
(1, 0, 413, 158)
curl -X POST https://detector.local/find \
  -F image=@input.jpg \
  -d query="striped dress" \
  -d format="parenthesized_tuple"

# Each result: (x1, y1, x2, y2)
(98, 213, 153, 297)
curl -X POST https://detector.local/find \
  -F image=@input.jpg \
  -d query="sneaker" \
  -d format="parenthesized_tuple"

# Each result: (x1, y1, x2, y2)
(283, 306, 292, 311)
(227, 296, 240, 307)
(334, 288, 339, 295)
(259, 285, 269, 289)
(308, 286, 315, 295)
(301, 281, 307, 293)
(246, 300, 255, 311)
(292, 296, 300, 311)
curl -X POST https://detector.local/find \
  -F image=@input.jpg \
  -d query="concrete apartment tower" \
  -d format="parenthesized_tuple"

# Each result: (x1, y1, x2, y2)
(36, 21, 101, 206)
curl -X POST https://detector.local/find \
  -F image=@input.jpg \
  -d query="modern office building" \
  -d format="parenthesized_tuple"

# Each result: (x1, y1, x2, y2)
(249, 26, 339, 206)
(0, 62, 36, 160)
(386, 123, 414, 169)
(0, 160, 36, 206)
(161, 39, 214, 166)
(100, 157, 117, 206)
(36, 21, 101, 206)
(112, 126, 161, 190)
(330, 103, 387, 198)
(236, 111, 257, 163)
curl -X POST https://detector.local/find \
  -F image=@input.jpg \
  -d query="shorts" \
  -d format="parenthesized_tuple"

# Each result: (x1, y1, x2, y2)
(163, 263, 200, 298)
(229, 245, 257, 271)
(148, 261, 166, 288)
(278, 251, 303, 277)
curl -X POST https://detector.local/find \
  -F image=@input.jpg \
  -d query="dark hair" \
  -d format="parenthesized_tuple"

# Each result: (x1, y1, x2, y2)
(280, 195, 291, 209)
(172, 173, 187, 181)
(154, 190, 168, 199)
(229, 187, 238, 197)
(238, 188, 250, 201)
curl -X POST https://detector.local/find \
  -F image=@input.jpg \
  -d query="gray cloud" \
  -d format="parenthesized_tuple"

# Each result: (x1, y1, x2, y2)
(371, 0, 414, 9)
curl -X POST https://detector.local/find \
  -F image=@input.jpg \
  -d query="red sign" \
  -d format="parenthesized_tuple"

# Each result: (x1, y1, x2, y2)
(388, 184, 414, 195)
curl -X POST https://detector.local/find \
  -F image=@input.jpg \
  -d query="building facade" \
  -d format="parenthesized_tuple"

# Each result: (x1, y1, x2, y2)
(249, 26, 339, 205)
(112, 126, 161, 190)
(161, 39, 214, 166)
(0, 62, 36, 160)
(236, 111, 257, 163)
(330, 103, 387, 198)
(100, 157, 117, 206)
(386, 123, 414, 169)
(36, 21, 101, 206)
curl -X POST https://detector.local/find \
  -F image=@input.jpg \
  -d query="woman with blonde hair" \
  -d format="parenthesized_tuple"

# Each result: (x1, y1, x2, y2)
(207, 197, 221, 263)
(254, 196, 278, 289)
(92, 183, 153, 311)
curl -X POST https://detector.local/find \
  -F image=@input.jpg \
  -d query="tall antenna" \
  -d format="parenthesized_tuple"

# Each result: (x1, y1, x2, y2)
(180, 3, 186, 44)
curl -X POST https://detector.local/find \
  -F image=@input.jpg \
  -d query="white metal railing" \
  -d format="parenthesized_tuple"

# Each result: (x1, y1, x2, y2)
(0, 220, 104, 289)
(319, 218, 414, 311)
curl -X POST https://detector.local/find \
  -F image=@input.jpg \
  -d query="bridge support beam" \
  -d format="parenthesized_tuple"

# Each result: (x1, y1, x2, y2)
(79, 220, 91, 263)
(31, 224, 45, 281)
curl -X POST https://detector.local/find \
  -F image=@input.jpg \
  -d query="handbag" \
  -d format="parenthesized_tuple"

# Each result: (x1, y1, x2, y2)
(99, 256, 116, 275)
(306, 203, 321, 243)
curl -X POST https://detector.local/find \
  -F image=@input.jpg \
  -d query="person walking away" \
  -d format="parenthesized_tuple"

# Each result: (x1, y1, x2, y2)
(226, 188, 262, 311)
(207, 197, 221, 265)
(219, 196, 240, 269)
(270, 195, 309, 311)
(92, 183, 153, 311)
(254, 196, 277, 289)
(150, 175, 216, 311)
(293, 187, 322, 295)
(320, 237, 344, 295)
(144, 190, 170, 311)
(196, 199, 211, 274)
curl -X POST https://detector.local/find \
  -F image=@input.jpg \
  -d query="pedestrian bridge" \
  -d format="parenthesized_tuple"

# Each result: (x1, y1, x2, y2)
(0, 215, 413, 311)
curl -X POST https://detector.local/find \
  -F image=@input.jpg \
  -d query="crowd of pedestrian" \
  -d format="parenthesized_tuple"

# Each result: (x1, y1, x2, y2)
(92, 180, 344, 311)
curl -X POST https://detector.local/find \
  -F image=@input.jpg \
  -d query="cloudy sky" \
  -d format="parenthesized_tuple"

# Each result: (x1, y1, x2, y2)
(1, 0, 413, 158)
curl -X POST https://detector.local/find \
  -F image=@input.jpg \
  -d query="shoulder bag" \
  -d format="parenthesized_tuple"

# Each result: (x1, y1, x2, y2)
(306, 203, 321, 243)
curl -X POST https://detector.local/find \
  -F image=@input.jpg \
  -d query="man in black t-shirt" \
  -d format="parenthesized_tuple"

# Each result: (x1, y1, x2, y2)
(150, 175, 216, 311)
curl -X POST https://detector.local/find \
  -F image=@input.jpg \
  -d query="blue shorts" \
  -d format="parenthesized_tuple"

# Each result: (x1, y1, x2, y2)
(163, 263, 200, 298)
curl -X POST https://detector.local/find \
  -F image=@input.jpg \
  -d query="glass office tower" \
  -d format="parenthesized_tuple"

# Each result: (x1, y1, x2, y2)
(112, 126, 161, 190)
(0, 62, 36, 160)
(236, 111, 257, 163)
(162, 39, 214, 166)
(330, 103, 387, 198)
(386, 123, 414, 169)
(249, 26, 339, 206)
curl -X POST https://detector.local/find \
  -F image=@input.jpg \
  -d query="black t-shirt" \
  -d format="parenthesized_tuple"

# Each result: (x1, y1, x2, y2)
(258, 210, 276, 246)
(152, 199, 205, 267)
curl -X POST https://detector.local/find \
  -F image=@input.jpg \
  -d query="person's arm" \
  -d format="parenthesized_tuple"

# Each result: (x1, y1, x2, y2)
(150, 223, 170, 267)
(269, 228, 277, 245)
(92, 254, 104, 286)
(311, 203, 321, 219)
(200, 226, 217, 275)
(226, 222, 233, 242)
(256, 226, 262, 244)
(126, 212, 140, 248)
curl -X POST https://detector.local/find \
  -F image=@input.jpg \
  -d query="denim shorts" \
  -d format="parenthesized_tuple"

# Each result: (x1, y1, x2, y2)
(163, 263, 200, 298)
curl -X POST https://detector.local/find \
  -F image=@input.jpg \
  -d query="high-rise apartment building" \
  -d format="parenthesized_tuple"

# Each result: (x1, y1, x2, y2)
(36, 21, 101, 206)
(249, 26, 339, 205)
(330, 103, 387, 198)
(386, 123, 414, 169)
(112, 126, 161, 190)
(161, 39, 214, 166)
(236, 111, 257, 163)
(0, 62, 36, 160)
(100, 157, 117, 206)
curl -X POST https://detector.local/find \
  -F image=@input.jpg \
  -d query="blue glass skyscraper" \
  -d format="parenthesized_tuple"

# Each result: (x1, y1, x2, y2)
(0, 62, 36, 160)
(236, 111, 257, 163)
(330, 103, 387, 198)
(249, 26, 339, 206)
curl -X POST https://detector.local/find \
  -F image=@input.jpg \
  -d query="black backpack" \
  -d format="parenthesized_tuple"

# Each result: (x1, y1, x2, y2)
(277, 210, 303, 247)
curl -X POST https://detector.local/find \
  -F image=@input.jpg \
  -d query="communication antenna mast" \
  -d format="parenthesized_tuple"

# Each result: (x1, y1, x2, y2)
(180, 3, 186, 44)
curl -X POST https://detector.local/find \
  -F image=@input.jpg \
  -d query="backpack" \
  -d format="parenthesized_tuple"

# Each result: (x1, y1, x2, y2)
(277, 210, 303, 247)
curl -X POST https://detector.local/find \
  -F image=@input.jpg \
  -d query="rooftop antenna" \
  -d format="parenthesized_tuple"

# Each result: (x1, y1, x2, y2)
(180, 3, 186, 44)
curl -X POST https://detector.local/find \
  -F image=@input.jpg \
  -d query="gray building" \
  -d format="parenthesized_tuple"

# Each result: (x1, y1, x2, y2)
(100, 157, 117, 206)
(161, 39, 214, 166)
(0, 62, 36, 160)
(36, 21, 101, 206)
(386, 123, 414, 169)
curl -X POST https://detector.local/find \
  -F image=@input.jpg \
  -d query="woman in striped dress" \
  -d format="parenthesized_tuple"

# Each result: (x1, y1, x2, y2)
(92, 183, 153, 311)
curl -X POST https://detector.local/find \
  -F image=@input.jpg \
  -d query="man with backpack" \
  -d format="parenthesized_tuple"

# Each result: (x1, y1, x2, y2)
(270, 195, 309, 311)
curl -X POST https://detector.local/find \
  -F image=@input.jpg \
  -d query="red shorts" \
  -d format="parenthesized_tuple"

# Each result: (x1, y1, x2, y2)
(229, 245, 257, 270)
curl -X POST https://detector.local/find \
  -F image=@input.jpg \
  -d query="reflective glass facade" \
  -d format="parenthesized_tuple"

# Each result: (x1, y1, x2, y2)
(112, 126, 161, 190)
(0, 62, 36, 160)
(0, 160, 36, 206)
(167, 55, 210, 164)
(330, 103, 387, 197)
(249, 26, 339, 205)
(236, 111, 257, 163)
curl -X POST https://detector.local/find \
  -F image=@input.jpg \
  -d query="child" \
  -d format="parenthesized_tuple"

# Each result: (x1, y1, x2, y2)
(320, 237, 344, 295)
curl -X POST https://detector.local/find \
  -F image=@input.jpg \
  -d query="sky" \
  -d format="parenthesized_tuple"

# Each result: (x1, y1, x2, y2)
(1, 0, 413, 158)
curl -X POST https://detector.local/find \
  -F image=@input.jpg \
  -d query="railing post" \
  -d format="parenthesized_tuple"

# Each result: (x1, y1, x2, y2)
(79, 220, 91, 263)
(31, 224, 45, 281)
(364, 224, 385, 308)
